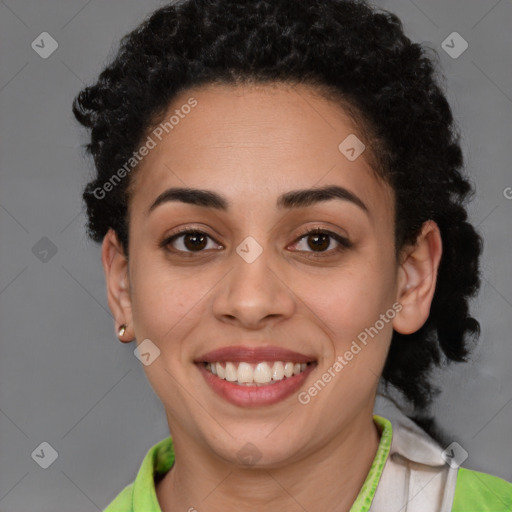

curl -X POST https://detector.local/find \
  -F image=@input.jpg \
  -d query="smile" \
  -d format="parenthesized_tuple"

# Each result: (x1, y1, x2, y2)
(204, 361, 312, 386)
(194, 345, 317, 406)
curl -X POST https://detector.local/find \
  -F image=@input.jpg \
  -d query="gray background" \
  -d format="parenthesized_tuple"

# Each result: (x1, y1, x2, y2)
(0, 0, 510, 510)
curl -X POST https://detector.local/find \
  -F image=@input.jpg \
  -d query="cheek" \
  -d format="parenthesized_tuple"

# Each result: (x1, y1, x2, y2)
(294, 256, 397, 350)
(299, 269, 396, 403)
(128, 265, 211, 399)
(129, 259, 216, 344)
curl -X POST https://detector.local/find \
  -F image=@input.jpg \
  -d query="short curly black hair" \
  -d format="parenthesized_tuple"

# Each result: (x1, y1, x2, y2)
(73, 0, 483, 425)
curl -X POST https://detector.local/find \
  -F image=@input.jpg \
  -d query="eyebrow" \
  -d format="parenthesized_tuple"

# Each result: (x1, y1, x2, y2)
(147, 185, 368, 215)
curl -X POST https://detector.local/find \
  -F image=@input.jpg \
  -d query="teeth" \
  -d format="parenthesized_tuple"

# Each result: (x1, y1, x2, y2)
(205, 361, 311, 386)
(237, 362, 253, 383)
(254, 362, 272, 383)
(272, 361, 285, 380)
(225, 362, 238, 382)
(216, 362, 225, 379)
(284, 362, 294, 378)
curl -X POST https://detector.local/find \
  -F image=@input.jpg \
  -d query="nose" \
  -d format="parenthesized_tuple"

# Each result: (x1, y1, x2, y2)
(211, 241, 296, 330)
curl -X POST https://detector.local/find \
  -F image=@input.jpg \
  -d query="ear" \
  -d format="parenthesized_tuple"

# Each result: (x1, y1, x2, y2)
(393, 220, 443, 335)
(101, 228, 134, 342)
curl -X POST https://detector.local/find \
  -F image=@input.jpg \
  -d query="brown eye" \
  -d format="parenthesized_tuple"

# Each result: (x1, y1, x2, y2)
(182, 232, 207, 251)
(291, 228, 352, 255)
(161, 230, 222, 254)
(306, 233, 330, 252)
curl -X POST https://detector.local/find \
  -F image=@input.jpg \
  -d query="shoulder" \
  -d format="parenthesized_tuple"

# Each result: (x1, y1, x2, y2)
(452, 467, 512, 512)
(373, 406, 512, 512)
(103, 482, 134, 512)
(102, 436, 174, 512)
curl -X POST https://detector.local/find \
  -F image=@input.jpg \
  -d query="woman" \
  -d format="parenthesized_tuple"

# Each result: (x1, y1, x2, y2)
(72, 0, 511, 510)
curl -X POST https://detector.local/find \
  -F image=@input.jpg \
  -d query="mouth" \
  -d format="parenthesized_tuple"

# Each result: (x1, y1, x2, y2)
(201, 360, 314, 386)
(194, 346, 317, 406)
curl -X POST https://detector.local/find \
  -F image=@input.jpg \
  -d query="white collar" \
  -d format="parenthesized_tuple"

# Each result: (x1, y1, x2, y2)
(370, 406, 458, 512)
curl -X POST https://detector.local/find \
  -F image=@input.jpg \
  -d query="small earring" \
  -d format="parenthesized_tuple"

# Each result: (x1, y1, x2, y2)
(118, 324, 127, 337)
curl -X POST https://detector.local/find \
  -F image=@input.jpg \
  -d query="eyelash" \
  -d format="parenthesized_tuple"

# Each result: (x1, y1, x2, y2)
(160, 226, 352, 258)
(290, 227, 352, 256)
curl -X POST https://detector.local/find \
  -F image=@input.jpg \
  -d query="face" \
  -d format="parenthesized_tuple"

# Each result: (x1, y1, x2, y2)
(103, 82, 438, 468)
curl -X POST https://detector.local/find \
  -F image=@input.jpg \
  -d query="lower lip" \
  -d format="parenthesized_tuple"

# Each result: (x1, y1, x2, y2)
(197, 363, 317, 407)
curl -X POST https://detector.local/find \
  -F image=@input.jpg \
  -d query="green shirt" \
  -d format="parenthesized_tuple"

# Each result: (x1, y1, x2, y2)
(103, 415, 512, 511)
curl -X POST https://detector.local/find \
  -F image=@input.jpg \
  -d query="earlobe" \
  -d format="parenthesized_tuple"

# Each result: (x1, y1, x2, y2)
(101, 229, 135, 342)
(392, 220, 443, 335)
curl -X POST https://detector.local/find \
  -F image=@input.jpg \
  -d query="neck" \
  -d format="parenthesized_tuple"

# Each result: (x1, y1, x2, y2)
(156, 412, 381, 512)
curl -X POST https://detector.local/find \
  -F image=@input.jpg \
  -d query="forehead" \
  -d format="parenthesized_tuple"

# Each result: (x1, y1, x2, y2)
(128, 82, 394, 221)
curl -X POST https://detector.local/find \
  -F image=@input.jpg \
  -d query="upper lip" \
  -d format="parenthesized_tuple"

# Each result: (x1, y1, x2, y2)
(194, 345, 316, 364)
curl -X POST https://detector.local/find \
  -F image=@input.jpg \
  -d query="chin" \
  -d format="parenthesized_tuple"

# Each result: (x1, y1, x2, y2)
(205, 430, 306, 469)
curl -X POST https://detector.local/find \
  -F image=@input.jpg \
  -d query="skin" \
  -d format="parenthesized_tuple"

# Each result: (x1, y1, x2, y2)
(102, 82, 442, 511)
